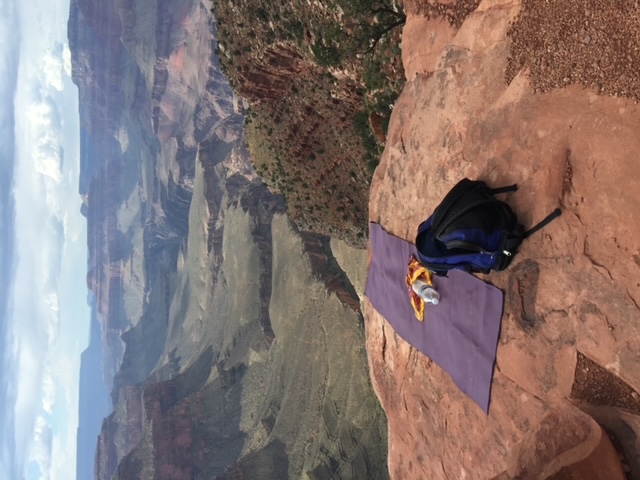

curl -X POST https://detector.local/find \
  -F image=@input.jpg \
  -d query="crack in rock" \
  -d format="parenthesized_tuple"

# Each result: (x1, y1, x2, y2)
(583, 237, 614, 280)
(508, 259, 542, 333)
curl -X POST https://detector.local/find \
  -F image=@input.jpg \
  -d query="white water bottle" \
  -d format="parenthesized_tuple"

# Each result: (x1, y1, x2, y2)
(412, 279, 440, 305)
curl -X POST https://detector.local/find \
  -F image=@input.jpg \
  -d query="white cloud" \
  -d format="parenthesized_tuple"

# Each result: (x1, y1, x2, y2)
(35, 145, 64, 186)
(40, 369, 56, 415)
(43, 293, 59, 315)
(61, 212, 79, 243)
(8, 0, 90, 479)
(29, 415, 52, 480)
(25, 99, 64, 186)
(61, 45, 71, 79)
(50, 434, 75, 480)
(43, 180, 64, 221)
(47, 352, 80, 480)
(40, 47, 65, 92)
(13, 343, 44, 467)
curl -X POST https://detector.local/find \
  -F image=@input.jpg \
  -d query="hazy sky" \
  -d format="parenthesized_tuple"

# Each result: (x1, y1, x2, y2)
(0, 0, 90, 478)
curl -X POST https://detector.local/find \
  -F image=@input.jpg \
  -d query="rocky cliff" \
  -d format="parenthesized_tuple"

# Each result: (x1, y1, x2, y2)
(92, 155, 389, 479)
(366, 0, 640, 478)
(212, 0, 407, 245)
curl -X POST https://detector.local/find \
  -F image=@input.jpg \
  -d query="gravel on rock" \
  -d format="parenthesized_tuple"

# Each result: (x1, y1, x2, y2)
(506, 0, 640, 102)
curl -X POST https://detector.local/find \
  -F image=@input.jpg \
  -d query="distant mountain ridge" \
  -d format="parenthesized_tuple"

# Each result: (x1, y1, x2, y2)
(69, 0, 244, 475)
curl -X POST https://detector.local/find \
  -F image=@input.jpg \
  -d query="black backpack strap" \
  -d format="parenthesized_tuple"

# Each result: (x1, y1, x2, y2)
(490, 183, 518, 194)
(523, 208, 562, 239)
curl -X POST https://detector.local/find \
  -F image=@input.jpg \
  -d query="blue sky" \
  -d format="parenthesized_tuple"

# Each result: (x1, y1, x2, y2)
(0, 0, 90, 478)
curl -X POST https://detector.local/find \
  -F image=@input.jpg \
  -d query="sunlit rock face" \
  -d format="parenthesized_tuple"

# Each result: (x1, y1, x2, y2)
(367, 1, 640, 478)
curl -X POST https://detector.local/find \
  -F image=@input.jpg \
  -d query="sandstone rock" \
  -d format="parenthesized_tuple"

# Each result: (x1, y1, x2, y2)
(367, 0, 640, 478)
(95, 385, 144, 480)
(401, 15, 457, 82)
(501, 402, 625, 480)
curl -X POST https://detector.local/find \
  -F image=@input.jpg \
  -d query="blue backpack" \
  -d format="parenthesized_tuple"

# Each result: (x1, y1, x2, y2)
(415, 178, 561, 276)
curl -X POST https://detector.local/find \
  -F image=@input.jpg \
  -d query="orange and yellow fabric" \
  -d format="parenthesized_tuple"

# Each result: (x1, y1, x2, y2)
(405, 255, 434, 321)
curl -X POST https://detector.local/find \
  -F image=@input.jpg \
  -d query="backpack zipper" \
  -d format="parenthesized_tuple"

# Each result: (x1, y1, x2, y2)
(444, 240, 513, 258)
(443, 240, 495, 255)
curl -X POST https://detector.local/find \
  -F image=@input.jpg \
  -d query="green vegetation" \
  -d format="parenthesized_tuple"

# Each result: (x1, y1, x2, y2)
(212, 0, 406, 245)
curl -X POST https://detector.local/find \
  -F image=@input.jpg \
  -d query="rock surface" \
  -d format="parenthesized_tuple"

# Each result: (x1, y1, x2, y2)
(366, 0, 640, 478)
(502, 402, 625, 480)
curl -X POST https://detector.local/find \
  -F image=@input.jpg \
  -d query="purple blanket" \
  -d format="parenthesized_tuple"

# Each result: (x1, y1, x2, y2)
(365, 222, 504, 413)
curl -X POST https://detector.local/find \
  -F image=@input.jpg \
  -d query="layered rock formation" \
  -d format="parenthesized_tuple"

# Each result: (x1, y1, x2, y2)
(92, 154, 388, 479)
(71, 0, 388, 477)
(366, 0, 640, 478)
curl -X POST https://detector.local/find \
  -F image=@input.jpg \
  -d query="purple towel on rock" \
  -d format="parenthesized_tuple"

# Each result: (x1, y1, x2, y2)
(365, 222, 504, 413)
